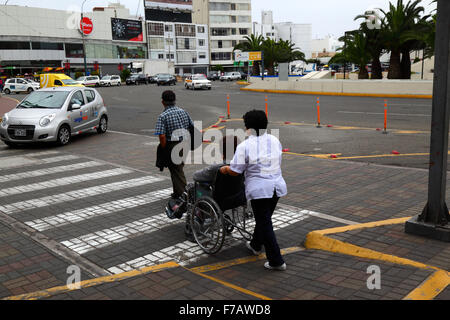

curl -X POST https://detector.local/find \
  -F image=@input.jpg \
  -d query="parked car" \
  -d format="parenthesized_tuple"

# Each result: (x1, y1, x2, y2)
(238, 71, 248, 80)
(184, 74, 212, 90)
(2, 78, 40, 94)
(100, 75, 121, 87)
(126, 74, 148, 85)
(76, 76, 100, 87)
(207, 71, 220, 81)
(148, 75, 158, 84)
(0, 87, 108, 147)
(220, 72, 241, 81)
(40, 74, 84, 89)
(156, 74, 177, 86)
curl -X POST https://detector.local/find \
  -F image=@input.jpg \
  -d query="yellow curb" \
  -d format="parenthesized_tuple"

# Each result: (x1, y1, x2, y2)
(240, 87, 432, 99)
(2, 262, 179, 300)
(183, 266, 272, 300)
(283, 152, 342, 159)
(334, 151, 450, 161)
(403, 270, 450, 300)
(236, 81, 250, 85)
(304, 217, 449, 300)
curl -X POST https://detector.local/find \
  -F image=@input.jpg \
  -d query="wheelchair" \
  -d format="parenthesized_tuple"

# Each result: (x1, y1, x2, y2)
(184, 169, 255, 254)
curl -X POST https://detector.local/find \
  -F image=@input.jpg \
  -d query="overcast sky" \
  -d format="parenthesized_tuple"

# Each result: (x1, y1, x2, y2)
(2, 0, 437, 39)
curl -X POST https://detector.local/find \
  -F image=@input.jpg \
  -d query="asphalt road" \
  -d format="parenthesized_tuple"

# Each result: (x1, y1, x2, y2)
(95, 81, 435, 170)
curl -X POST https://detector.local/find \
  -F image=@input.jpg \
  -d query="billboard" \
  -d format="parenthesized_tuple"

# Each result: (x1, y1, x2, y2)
(111, 18, 143, 42)
(235, 52, 262, 62)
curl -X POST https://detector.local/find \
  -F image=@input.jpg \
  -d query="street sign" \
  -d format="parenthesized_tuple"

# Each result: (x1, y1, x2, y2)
(80, 17, 93, 35)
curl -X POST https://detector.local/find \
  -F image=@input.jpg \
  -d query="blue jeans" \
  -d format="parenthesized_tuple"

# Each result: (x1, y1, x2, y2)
(250, 193, 284, 267)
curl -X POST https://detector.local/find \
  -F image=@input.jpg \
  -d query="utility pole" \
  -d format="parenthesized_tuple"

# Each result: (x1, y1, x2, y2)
(81, 0, 88, 76)
(405, 0, 450, 241)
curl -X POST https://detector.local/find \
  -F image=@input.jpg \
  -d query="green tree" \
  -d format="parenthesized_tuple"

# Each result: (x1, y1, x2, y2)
(120, 69, 131, 82)
(380, 0, 426, 79)
(234, 34, 264, 76)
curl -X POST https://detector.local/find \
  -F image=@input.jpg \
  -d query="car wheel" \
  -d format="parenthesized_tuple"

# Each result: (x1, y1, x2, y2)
(57, 125, 71, 146)
(27, 87, 33, 93)
(208, 87, 212, 90)
(4, 88, 11, 94)
(97, 116, 108, 134)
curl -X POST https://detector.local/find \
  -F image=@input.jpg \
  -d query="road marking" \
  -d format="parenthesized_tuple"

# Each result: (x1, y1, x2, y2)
(25, 187, 173, 232)
(2, 262, 179, 300)
(338, 111, 431, 117)
(0, 161, 103, 183)
(0, 168, 131, 198)
(0, 156, 40, 169)
(0, 176, 165, 215)
(333, 152, 450, 160)
(110, 207, 311, 273)
(283, 152, 342, 159)
(0, 155, 80, 171)
(304, 217, 450, 300)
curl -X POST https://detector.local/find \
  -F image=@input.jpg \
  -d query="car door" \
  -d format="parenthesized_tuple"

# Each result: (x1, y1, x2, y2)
(68, 90, 89, 132)
(83, 89, 100, 128)
(5, 79, 15, 92)
(16, 79, 29, 91)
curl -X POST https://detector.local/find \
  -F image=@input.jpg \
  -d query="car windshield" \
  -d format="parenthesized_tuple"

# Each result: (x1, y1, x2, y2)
(17, 91, 69, 109)
(225, 73, 233, 76)
(102, 76, 111, 80)
(61, 79, 79, 85)
(193, 75, 207, 80)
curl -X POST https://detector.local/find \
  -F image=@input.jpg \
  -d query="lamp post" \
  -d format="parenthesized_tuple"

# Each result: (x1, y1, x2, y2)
(81, 0, 88, 76)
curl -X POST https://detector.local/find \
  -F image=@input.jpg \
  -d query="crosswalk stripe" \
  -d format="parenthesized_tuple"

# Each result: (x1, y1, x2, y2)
(0, 176, 166, 215)
(25, 187, 173, 232)
(0, 168, 132, 198)
(0, 161, 103, 183)
(60, 189, 174, 254)
(0, 155, 80, 171)
(110, 208, 309, 273)
(23, 151, 62, 157)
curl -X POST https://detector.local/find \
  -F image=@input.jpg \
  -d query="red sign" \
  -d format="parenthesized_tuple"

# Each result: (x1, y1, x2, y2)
(64, 62, 70, 70)
(80, 17, 93, 35)
(94, 62, 99, 71)
(118, 63, 123, 71)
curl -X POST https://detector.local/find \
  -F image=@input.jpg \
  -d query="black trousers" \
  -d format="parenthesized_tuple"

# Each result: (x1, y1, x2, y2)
(250, 193, 285, 267)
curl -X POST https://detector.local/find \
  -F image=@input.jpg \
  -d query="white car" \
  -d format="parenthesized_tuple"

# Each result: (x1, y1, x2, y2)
(220, 72, 241, 81)
(184, 74, 212, 90)
(100, 75, 121, 87)
(2, 78, 40, 94)
(76, 76, 100, 87)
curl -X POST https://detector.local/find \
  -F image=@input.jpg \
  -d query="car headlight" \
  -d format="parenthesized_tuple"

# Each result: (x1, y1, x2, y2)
(39, 113, 56, 127)
(1, 114, 8, 127)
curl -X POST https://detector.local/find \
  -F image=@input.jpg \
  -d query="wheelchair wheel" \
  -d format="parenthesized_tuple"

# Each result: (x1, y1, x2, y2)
(190, 197, 225, 254)
(232, 205, 255, 241)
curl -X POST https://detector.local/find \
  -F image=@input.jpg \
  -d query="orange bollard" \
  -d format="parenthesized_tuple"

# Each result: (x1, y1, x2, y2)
(316, 97, 322, 128)
(383, 100, 388, 134)
(265, 95, 268, 118)
(227, 95, 230, 119)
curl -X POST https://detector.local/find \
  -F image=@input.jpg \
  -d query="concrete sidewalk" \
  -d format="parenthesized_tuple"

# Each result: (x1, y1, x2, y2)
(0, 130, 449, 301)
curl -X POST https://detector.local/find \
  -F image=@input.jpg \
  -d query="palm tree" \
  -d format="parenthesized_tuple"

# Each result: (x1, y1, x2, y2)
(381, 0, 425, 79)
(233, 34, 264, 76)
(331, 31, 371, 79)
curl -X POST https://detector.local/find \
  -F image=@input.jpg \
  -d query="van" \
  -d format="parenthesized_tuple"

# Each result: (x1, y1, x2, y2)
(40, 74, 83, 88)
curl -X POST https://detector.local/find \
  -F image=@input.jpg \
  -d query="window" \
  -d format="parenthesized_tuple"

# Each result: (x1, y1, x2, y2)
(70, 91, 85, 106)
(211, 28, 229, 36)
(177, 51, 197, 63)
(148, 38, 165, 50)
(197, 26, 205, 33)
(17, 79, 27, 84)
(210, 2, 231, 11)
(0, 41, 30, 50)
(198, 39, 205, 47)
(165, 24, 173, 32)
(148, 23, 164, 36)
(166, 53, 174, 60)
(85, 90, 95, 103)
(31, 42, 64, 50)
(199, 52, 206, 59)
(231, 3, 236, 10)
(158, 54, 164, 59)
(166, 38, 174, 46)
(238, 16, 251, 23)
(6, 79, 15, 84)
(176, 38, 196, 50)
(237, 3, 250, 10)
(218, 40, 223, 49)
(175, 24, 196, 37)
(211, 52, 231, 61)
(54, 80, 63, 86)
(65, 43, 84, 58)
(232, 40, 237, 47)
(239, 28, 249, 35)
(231, 28, 237, 35)
(210, 15, 230, 23)
(231, 16, 236, 23)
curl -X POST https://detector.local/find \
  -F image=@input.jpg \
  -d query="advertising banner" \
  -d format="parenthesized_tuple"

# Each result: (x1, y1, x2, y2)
(111, 18, 143, 42)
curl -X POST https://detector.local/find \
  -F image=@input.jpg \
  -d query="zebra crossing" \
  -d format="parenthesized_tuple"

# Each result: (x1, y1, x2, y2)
(0, 149, 315, 276)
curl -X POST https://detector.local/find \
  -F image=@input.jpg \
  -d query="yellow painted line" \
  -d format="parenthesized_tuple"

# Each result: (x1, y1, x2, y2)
(283, 152, 342, 159)
(184, 266, 272, 300)
(304, 217, 450, 300)
(240, 87, 432, 99)
(190, 246, 304, 273)
(403, 270, 450, 300)
(334, 152, 450, 160)
(2, 262, 179, 300)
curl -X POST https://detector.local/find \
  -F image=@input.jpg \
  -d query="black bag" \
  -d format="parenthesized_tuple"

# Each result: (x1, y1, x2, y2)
(188, 123, 203, 151)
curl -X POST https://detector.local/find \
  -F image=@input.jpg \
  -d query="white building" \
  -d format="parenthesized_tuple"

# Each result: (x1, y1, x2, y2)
(193, 0, 253, 70)
(146, 21, 209, 75)
(252, 10, 312, 59)
(311, 35, 344, 57)
(0, 3, 148, 77)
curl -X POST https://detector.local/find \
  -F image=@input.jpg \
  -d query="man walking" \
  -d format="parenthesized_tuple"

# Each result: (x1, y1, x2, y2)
(155, 90, 193, 200)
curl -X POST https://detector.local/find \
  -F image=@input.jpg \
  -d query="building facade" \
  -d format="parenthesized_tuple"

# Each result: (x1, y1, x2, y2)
(0, 3, 148, 78)
(144, 0, 210, 75)
(193, 0, 252, 70)
(252, 10, 312, 60)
